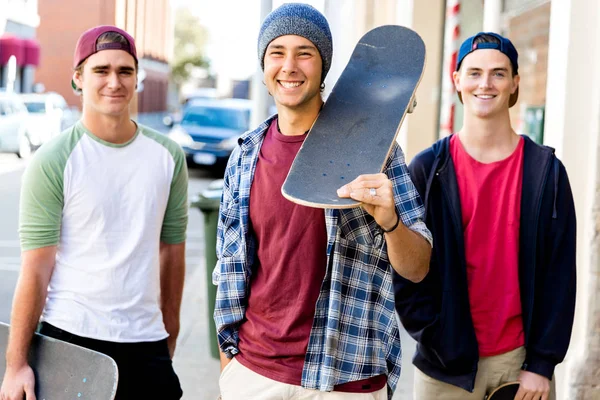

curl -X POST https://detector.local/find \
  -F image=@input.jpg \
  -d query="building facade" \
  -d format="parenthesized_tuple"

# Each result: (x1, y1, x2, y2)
(0, 0, 41, 93)
(35, 0, 173, 113)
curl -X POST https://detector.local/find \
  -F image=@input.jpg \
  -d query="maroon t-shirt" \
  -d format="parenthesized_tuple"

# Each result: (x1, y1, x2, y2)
(236, 119, 386, 393)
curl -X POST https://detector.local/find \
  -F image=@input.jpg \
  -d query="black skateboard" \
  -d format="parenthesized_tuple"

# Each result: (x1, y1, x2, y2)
(0, 322, 118, 399)
(486, 381, 520, 400)
(282, 25, 426, 208)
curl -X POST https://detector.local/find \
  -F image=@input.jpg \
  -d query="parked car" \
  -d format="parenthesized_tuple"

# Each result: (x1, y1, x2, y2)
(0, 92, 31, 158)
(166, 98, 252, 169)
(20, 92, 77, 145)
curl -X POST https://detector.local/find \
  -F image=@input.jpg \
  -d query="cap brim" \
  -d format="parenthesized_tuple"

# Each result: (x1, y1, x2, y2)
(457, 87, 519, 108)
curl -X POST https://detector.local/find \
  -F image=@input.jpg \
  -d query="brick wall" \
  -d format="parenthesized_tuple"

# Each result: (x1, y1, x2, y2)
(506, 2, 551, 132)
(35, 0, 116, 107)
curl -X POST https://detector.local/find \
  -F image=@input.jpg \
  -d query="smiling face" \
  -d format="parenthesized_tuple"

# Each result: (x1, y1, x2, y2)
(453, 49, 520, 119)
(73, 49, 137, 119)
(263, 35, 323, 113)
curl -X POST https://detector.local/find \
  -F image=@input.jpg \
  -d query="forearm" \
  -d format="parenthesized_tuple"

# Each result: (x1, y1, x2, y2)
(385, 225, 431, 282)
(160, 242, 186, 340)
(219, 350, 232, 372)
(6, 248, 56, 368)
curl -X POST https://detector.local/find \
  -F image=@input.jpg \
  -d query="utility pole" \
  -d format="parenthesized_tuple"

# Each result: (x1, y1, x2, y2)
(483, 0, 502, 32)
(251, 0, 273, 127)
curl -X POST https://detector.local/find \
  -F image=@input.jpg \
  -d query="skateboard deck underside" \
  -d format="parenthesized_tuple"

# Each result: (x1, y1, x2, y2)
(486, 382, 520, 400)
(0, 322, 118, 399)
(282, 25, 426, 208)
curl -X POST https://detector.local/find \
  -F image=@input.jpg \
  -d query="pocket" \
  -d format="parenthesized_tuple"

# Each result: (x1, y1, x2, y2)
(219, 357, 238, 382)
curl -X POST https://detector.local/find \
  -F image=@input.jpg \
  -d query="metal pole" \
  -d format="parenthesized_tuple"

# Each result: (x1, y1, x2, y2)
(250, 0, 273, 128)
(483, 0, 502, 32)
(439, 0, 460, 138)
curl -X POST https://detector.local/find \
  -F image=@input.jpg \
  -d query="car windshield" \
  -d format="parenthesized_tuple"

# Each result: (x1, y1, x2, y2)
(24, 102, 46, 113)
(181, 106, 250, 130)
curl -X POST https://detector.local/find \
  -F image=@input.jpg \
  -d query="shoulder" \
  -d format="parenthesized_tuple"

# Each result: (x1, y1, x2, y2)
(26, 124, 85, 177)
(409, 136, 449, 175)
(137, 124, 185, 161)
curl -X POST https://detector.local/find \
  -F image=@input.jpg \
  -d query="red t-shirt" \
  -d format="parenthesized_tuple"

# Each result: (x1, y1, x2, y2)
(450, 134, 525, 357)
(237, 119, 385, 393)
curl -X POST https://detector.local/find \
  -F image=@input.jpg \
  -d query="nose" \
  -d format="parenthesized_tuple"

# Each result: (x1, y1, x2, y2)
(281, 54, 297, 74)
(107, 72, 122, 89)
(478, 73, 492, 89)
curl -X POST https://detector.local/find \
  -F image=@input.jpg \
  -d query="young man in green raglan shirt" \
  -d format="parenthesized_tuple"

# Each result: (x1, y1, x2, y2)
(1, 26, 188, 400)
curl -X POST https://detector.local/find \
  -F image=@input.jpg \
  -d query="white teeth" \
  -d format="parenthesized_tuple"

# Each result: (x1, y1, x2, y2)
(476, 95, 494, 99)
(280, 81, 301, 88)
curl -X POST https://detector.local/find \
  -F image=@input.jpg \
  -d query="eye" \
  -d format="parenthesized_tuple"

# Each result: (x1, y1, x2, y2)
(494, 72, 506, 78)
(468, 71, 480, 77)
(269, 51, 284, 57)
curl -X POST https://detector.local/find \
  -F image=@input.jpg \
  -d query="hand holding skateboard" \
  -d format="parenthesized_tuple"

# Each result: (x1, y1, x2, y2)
(337, 173, 398, 231)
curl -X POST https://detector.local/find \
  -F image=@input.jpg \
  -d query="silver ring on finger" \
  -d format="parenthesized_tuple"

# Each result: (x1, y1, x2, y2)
(369, 188, 377, 196)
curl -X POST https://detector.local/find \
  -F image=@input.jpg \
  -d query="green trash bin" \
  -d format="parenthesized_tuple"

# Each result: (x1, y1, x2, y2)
(191, 179, 224, 360)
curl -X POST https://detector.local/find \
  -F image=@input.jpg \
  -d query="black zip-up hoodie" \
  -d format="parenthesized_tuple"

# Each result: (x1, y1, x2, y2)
(394, 135, 576, 392)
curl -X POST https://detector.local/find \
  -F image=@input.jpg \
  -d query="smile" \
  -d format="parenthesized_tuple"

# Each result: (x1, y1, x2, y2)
(475, 94, 496, 99)
(279, 81, 302, 88)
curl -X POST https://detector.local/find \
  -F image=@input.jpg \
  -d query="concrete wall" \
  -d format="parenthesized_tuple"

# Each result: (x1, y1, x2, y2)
(544, 0, 600, 398)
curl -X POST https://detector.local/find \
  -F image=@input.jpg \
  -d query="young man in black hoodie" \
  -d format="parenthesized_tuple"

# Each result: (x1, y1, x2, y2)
(394, 32, 576, 400)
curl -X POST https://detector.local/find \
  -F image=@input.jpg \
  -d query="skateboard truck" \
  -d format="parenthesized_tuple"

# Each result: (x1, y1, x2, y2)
(407, 96, 417, 114)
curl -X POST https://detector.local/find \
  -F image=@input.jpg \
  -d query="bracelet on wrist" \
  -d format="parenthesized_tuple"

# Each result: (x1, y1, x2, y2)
(381, 210, 400, 233)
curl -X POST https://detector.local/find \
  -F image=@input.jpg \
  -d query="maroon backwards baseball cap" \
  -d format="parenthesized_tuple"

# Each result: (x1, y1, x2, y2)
(71, 25, 137, 90)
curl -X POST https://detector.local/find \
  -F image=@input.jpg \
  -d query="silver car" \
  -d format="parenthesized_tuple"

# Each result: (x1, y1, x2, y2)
(20, 92, 77, 147)
(0, 92, 31, 158)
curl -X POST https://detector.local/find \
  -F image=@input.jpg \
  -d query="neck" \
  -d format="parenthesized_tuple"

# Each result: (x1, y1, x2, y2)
(458, 111, 520, 163)
(81, 110, 136, 144)
(276, 96, 323, 136)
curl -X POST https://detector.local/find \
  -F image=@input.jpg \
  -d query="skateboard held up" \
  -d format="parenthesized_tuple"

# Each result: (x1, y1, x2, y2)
(0, 322, 118, 399)
(486, 381, 520, 400)
(282, 25, 426, 208)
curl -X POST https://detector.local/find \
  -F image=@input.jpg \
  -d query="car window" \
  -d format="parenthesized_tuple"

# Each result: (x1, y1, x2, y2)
(24, 102, 46, 113)
(181, 106, 250, 131)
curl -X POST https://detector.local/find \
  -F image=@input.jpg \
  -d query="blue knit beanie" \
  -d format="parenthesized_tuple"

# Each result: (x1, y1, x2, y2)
(257, 3, 333, 82)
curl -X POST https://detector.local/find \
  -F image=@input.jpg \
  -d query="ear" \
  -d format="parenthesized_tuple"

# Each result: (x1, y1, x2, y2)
(452, 70, 461, 92)
(511, 74, 520, 94)
(73, 70, 83, 90)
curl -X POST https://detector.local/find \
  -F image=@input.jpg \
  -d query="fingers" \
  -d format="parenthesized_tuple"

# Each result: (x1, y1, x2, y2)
(337, 173, 392, 203)
(25, 382, 36, 400)
(514, 387, 545, 400)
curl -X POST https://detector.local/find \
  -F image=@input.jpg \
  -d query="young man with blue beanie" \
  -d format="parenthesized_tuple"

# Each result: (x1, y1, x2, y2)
(395, 32, 576, 400)
(214, 3, 432, 399)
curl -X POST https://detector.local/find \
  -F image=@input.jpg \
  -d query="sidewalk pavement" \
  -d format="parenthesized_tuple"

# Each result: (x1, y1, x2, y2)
(173, 253, 417, 400)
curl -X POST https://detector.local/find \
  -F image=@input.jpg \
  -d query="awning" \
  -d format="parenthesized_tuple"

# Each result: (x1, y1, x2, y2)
(0, 35, 25, 66)
(22, 38, 40, 66)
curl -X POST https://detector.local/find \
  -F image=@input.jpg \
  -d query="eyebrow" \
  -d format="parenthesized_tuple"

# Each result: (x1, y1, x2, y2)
(91, 65, 135, 72)
(466, 67, 509, 72)
(267, 44, 317, 51)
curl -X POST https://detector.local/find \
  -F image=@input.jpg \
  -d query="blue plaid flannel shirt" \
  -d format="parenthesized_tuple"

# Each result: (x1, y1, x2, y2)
(213, 115, 432, 395)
